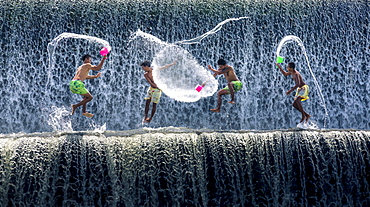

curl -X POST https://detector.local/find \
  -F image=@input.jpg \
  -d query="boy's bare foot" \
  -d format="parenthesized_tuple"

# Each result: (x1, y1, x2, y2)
(305, 115, 311, 123)
(82, 112, 94, 118)
(210, 108, 220, 113)
(300, 116, 305, 123)
(143, 118, 151, 123)
(71, 105, 77, 115)
(228, 101, 236, 104)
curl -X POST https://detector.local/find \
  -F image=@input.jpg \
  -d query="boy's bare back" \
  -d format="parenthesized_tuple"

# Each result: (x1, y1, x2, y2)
(223, 66, 239, 82)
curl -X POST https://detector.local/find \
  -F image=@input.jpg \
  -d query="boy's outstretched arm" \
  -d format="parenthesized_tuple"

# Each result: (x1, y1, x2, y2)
(90, 56, 107, 71)
(158, 60, 177, 70)
(276, 63, 290, 76)
(207, 65, 218, 72)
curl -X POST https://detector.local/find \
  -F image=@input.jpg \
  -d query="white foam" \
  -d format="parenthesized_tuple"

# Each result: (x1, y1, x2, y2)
(297, 120, 319, 130)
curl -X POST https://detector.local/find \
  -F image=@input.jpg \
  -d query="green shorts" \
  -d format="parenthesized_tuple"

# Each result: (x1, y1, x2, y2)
(144, 87, 162, 104)
(69, 80, 89, 94)
(222, 81, 243, 94)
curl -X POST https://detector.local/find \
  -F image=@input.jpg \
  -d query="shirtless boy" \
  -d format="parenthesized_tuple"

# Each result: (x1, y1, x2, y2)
(208, 59, 243, 112)
(140, 60, 176, 123)
(276, 62, 311, 123)
(70, 54, 106, 117)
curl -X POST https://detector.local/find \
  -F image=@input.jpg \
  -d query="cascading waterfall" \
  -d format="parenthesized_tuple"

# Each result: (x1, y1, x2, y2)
(0, 0, 369, 206)
(0, 129, 369, 206)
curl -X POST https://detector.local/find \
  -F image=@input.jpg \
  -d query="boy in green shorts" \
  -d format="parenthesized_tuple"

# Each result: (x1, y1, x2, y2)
(70, 54, 106, 117)
(207, 59, 243, 112)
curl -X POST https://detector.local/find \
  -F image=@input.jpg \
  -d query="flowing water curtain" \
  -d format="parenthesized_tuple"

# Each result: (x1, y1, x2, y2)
(0, 130, 369, 206)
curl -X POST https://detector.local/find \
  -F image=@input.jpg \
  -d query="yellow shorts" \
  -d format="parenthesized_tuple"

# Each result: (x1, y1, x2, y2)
(144, 87, 162, 103)
(295, 85, 309, 101)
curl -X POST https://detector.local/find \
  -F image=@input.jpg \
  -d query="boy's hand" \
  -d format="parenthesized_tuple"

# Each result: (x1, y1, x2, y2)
(96, 72, 102, 78)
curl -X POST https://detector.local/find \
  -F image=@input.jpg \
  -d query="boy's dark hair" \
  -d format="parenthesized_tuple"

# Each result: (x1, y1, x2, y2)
(217, 59, 227, 66)
(81, 54, 92, 61)
(140, 60, 151, 67)
(288, 62, 295, 69)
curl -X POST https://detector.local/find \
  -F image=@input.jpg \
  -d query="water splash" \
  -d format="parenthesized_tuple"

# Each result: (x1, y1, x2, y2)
(91, 122, 107, 133)
(276, 35, 329, 128)
(152, 45, 218, 102)
(130, 30, 218, 102)
(128, 29, 164, 47)
(297, 120, 319, 129)
(47, 106, 73, 132)
(131, 17, 249, 103)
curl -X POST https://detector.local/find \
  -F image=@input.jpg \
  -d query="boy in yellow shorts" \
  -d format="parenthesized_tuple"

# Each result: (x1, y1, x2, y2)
(276, 62, 311, 123)
(140, 60, 176, 123)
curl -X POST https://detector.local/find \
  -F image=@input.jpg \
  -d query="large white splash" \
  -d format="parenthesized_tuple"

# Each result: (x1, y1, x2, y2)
(131, 30, 218, 102)
(152, 45, 218, 102)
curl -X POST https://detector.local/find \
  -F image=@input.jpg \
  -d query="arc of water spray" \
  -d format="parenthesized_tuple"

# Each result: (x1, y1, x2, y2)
(129, 29, 167, 46)
(46, 32, 111, 88)
(47, 32, 111, 69)
(276, 35, 329, 128)
(175, 17, 249, 45)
